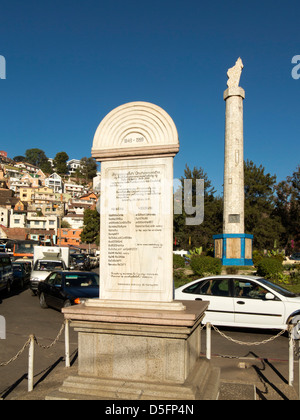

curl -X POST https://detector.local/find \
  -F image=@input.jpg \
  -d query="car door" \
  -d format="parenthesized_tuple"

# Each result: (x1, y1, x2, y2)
(48, 273, 64, 309)
(43, 273, 58, 307)
(180, 277, 235, 325)
(233, 279, 285, 328)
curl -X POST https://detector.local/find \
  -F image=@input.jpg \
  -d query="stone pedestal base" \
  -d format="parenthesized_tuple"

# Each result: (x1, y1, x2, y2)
(47, 301, 220, 400)
(213, 233, 253, 266)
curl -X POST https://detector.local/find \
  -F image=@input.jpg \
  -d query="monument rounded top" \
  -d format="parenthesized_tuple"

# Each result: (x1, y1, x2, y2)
(92, 101, 179, 161)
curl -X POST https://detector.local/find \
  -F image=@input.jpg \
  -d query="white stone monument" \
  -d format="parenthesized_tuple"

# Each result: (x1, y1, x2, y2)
(56, 102, 219, 400)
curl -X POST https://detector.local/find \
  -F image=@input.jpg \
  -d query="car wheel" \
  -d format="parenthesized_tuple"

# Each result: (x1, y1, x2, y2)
(63, 299, 72, 308)
(39, 292, 48, 309)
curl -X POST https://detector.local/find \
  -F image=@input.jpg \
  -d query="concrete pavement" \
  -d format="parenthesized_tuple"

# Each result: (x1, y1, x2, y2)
(2, 351, 298, 400)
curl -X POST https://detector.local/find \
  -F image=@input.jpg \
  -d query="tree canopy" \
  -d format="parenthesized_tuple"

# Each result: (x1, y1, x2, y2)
(53, 151, 69, 175)
(174, 164, 222, 250)
(76, 157, 97, 182)
(80, 208, 100, 246)
(25, 148, 48, 167)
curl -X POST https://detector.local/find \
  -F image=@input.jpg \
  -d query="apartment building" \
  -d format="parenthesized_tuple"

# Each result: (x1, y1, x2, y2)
(57, 228, 82, 247)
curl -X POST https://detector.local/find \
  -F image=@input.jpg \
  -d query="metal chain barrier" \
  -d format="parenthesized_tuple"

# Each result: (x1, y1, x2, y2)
(205, 322, 300, 398)
(0, 321, 70, 394)
(0, 336, 32, 367)
(211, 324, 287, 346)
(0, 322, 65, 367)
(33, 322, 65, 350)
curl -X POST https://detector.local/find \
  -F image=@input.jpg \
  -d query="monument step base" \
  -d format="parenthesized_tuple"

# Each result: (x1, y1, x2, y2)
(85, 299, 186, 312)
(46, 359, 220, 401)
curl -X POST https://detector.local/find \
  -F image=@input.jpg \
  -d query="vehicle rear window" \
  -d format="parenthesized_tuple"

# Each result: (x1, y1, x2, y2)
(65, 274, 99, 287)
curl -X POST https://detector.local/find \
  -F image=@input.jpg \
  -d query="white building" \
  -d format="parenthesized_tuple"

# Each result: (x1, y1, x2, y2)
(64, 182, 85, 197)
(93, 172, 101, 192)
(62, 213, 84, 229)
(9, 211, 26, 228)
(45, 173, 63, 193)
(0, 207, 9, 227)
(26, 212, 58, 231)
(67, 159, 81, 175)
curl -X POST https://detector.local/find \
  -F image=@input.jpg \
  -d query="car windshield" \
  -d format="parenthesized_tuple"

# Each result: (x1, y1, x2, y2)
(258, 278, 297, 297)
(12, 264, 22, 272)
(72, 254, 85, 261)
(291, 253, 300, 260)
(64, 273, 99, 288)
(34, 260, 64, 271)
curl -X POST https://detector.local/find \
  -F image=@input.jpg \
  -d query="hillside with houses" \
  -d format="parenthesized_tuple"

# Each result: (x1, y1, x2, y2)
(0, 150, 100, 253)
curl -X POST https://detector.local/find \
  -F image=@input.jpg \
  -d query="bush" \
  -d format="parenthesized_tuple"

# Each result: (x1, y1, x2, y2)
(190, 255, 222, 277)
(252, 250, 264, 267)
(256, 257, 283, 280)
(173, 254, 185, 269)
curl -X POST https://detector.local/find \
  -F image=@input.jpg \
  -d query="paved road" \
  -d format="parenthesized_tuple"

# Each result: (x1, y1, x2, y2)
(0, 286, 78, 399)
(0, 283, 297, 400)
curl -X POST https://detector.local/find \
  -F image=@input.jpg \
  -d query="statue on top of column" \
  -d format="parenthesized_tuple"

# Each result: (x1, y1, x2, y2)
(227, 57, 244, 88)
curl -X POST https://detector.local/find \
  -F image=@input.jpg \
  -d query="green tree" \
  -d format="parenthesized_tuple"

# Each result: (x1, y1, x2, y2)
(79, 157, 97, 182)
(244, 160, 284, 250)
(13, 155, 26, 162)
(275, 165, 300, 252)
(174, 165, 222, 250)
(53, 151, 69, 175)
(40, 160, 53, 175)
(25, 148, 48, 167)
(80, 209, 100, 245)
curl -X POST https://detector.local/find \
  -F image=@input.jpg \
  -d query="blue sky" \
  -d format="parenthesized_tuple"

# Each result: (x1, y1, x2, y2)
(0, 0, 299, 194)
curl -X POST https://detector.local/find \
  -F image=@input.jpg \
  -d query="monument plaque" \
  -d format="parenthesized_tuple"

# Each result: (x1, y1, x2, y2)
(100, 158, 173, 303)
(88, 101, 184, 310)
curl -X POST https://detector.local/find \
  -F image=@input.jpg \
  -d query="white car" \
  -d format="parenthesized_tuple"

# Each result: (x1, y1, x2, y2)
(175, 275, 300, 330)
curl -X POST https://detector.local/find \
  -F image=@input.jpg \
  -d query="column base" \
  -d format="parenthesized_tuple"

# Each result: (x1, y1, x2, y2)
(213, 233, 253, 266)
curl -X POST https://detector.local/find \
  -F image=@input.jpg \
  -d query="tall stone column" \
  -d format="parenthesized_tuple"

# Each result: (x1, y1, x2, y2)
(213, 58, 253, 266)
(223, 85, 245, 234)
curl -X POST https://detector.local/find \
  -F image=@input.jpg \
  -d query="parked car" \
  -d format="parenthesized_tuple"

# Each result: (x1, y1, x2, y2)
(0, 253, 14, 294)
(88, 256, 99, 269)
(12, 262, 30, 289)
(285, 252, 300, 264)
(37, 271, 99, 310)
(14, 258, 33, 271)
(70, 253, 90, 271)
(175, 275, 300, 330)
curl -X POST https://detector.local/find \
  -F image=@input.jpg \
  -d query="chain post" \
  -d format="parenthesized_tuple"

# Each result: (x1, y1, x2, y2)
(289, 324, 294, 386)
(65, 319, 70, 368)
(206, 323, 211, 360)
(28, 334, 34, 392)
